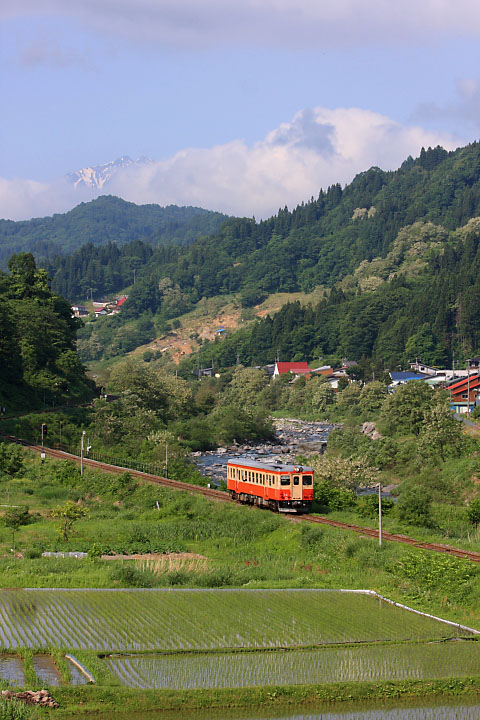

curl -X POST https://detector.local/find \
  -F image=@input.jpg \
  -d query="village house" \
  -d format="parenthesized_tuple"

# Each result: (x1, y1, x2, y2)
(71, 305, 89, 318)
(388, 370, 431, 388)
(447, 373, 480, 414)
(272, 361, 310, 378)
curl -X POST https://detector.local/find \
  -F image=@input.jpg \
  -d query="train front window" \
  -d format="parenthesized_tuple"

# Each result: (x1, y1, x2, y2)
(303, 475, 312, 486)
(293, 476, 300, 485)
(280, 476, 290, 486)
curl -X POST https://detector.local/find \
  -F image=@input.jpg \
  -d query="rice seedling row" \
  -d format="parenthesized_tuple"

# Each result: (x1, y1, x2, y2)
(106, 641, 480, 689)
(0, 590, 470, 652)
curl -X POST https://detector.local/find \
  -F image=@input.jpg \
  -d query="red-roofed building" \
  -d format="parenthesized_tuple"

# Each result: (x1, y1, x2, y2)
(117, 296, 128, 307)
(448, 373, 480, 413)
(273, 362, 309, 378)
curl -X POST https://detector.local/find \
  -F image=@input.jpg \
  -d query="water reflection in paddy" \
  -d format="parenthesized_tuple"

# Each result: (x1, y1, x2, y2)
(96, 698, 480, 720)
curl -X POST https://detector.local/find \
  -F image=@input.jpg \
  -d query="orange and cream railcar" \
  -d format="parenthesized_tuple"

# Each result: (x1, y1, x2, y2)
(227, 458, 314, 513)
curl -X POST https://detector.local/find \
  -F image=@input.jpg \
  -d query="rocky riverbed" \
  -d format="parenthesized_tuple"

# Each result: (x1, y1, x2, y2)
(193, 418, 337, 486)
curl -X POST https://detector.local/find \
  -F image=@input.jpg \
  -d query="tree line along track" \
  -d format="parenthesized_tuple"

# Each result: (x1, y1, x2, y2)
(3, 433, 480, 564)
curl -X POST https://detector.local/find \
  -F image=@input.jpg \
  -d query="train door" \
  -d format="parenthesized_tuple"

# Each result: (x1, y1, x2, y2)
(292, 474, 302, 500)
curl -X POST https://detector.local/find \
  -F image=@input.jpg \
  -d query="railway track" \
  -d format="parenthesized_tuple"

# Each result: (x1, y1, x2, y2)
(1, 435, 232, 504)
(301, 514, 480, 563)
(4, 434, 480, 563)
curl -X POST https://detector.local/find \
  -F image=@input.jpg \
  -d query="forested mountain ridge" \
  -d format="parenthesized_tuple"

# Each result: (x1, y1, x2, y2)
(74, 142, 480, 368)
(0, 196, 228, 270)
(69, 142, 480, 308)
(43, 142, 480, 306)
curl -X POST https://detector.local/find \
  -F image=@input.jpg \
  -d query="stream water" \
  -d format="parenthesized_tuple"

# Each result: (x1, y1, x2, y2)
(194, 419, 334, 485)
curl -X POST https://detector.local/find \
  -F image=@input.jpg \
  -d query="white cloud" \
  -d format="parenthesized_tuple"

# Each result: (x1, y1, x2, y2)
(4, 0, 480, 50)
(0, 177, 92, 222)
(413, 77, 480, 132)
(0, 107, 464, 221)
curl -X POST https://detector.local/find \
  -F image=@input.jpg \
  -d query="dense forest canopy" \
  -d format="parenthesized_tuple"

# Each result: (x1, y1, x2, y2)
(68, 143, 480, 368)
(54, 143, 480, 304)
(0, 252, 94, 409)
(0, 195, 228, 273)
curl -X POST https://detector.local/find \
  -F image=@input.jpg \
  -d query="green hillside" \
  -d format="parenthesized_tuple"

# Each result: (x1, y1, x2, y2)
(68, 143, 480, 367)
(0, 195, 228, 270)
(7, 143, 480, 369)
(114, 142, 480, 306)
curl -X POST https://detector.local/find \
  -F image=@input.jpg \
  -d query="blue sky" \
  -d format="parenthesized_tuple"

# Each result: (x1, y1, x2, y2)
(1, 1, 480, 220)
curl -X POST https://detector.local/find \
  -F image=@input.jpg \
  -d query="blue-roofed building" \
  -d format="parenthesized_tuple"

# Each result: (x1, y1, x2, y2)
(389, 371, 431, 388)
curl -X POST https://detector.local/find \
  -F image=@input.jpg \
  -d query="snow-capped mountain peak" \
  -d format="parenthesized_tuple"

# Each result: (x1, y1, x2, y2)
(66, 156, 152, 190)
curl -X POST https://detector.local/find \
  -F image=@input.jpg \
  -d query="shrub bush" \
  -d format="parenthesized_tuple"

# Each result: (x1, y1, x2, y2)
(109, 564, 154, 588)
(467, 498, 480, 525)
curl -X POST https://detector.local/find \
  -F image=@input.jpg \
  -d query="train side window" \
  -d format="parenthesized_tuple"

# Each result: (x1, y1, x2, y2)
(255, 472, 258, 483)
(280, 475, 290, 486)
(293, 475, 300, 485)
(303, 475, 312, 485)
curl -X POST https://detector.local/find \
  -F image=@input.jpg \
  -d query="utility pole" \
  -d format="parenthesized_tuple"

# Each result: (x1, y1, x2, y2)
(59, 421, 62, 449)
(80, 431, 86, 475)
(467, 358, 471, 415)
(165, 444, 168, 478)
(41, 423, 47, 448)
(378, 483, 383, 547)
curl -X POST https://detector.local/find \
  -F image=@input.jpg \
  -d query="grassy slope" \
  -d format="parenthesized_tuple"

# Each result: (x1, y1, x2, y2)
(1, 452, 480, 714)
(0, 453, 478, 629)
(86, 288, 323, 383)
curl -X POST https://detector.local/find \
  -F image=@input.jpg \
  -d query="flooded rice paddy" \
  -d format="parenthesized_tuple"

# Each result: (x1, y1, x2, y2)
(0, 654, 65, 686)
(0, 656, 25, 686)
(106, 640, 480, 689)
(0, 589, 471, 652)
(32, 654, 63, 686)
(94, 699, 480, 720)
